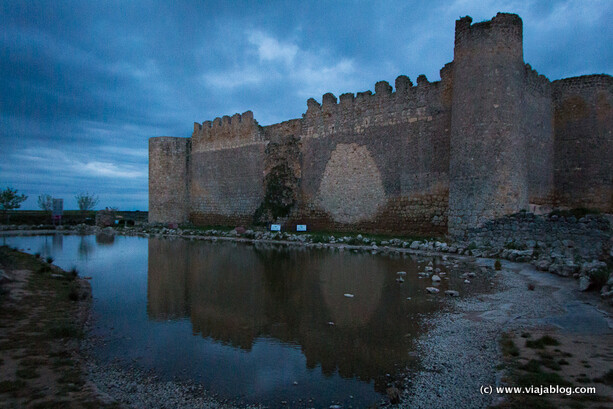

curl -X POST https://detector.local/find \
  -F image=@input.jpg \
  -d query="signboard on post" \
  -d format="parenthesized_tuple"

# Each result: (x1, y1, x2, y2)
(296, 225, 307, 232)
(270, 224, 281, 232)
(52, 198, 63, 225)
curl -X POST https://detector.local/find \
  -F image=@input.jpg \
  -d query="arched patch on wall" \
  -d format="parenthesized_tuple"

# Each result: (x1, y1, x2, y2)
(316, 143, 386, 224)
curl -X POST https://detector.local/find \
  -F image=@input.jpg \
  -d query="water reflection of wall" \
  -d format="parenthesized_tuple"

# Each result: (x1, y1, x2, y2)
(147, 239, 436, 390)
(147, 238, 189, 319)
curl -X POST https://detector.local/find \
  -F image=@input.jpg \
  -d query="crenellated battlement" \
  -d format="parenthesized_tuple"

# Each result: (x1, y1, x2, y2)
(303, 75, 447, 138)
(191, 110, 264, 152)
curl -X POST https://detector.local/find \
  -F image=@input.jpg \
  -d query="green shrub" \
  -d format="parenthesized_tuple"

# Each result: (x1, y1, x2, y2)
(526, 335, 560, 349)
(500, 333, 519, 357)
(494, 259, 502, 270)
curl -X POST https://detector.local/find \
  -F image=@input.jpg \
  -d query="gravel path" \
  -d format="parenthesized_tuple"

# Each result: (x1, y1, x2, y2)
(401, 259, 613, 409)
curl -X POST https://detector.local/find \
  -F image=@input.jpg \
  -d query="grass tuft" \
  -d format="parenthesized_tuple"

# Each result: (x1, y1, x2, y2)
(526, 335, 560, 349)
(500, 333, 520, 357)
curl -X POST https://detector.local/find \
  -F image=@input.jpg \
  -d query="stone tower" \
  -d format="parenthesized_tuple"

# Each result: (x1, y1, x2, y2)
(149, 137, 190, 224)
(448, 13, 528, 237)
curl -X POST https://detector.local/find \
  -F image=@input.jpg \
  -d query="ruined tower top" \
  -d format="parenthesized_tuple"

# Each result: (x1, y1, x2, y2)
(454, 13, 523, 61)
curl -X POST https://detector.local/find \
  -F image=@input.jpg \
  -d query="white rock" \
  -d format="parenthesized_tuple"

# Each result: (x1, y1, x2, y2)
(445, 290, 460, 297)
(344, 293, 354, 298)
(464, 279, 471, 284)
(397, 271, 407, 276)
(578, 275, 591, 292)
(426, 287, 439, 294)
(432, 275, 441, 282)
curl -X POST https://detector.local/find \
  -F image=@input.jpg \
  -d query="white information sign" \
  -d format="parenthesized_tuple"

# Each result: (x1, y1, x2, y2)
(270, 224, 281, 231)
(296, 224, 307, 232)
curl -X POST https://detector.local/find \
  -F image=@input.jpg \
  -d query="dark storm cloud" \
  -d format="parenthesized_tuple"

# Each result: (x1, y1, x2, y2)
(1, 0, 611, 210)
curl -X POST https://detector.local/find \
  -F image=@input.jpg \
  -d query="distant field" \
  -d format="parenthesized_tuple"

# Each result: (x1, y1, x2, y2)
(2, 210, 148, 225)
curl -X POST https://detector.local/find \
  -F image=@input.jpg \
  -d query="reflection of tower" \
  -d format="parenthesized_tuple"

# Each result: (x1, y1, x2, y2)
(78, 236, 93, 260)
(40, 235, 52, 258)
(188, 243, 268, 350)
(147, 238, 189, 319)
(52, 234, 63, 251)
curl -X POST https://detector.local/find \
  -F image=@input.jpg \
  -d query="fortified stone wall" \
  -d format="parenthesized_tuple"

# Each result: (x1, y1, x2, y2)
(553, 75, 613, 212)
(149, 12, 612, 237)
(294, 72, 452, 235)
(189, 111, 267, 226)
(524, 64, 555, 205)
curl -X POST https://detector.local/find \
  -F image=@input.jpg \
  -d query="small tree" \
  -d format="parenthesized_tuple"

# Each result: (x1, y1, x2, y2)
(38, 194, 53, 211)
(75, 193, 99, 217)
(0, 187, 28, 224)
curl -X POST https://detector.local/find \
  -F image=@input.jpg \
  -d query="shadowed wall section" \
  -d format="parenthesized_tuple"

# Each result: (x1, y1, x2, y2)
(553, 75, 613, 212)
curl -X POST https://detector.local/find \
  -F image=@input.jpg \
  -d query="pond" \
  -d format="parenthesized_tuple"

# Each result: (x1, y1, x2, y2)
(2, 233, 477, 408)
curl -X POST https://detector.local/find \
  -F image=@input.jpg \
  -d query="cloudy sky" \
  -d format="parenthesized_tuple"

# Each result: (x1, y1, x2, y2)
(1, 0, 611, 210)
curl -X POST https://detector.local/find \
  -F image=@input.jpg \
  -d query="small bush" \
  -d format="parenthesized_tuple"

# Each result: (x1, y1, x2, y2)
(68, 267, 78, 280)
(37, 265, 51, 274)
(46, 256, 54, 264)
(500, 333, 519, 357)
(0, 379, 26, 393)
(494, 259, 502, 270)
(16, 368, 40, 379)
(526, 335, 559, 349)
(520, 359, 542, 373)
(346, 237, 360, 245)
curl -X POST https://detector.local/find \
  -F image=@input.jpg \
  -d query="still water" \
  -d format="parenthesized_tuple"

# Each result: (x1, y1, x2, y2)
(3, 234, 470, 408)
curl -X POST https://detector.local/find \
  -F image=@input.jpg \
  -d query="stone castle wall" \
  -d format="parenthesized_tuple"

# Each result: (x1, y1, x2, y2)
(553, 75, 613, 212)
(149, 13, 612, 237)
(149, 137, 190, 224)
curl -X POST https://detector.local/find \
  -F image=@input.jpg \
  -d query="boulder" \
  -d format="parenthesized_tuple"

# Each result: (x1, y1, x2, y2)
(578, 275, 591, 292)
(426, 287, 439, 294)
(444, 290, 460, 297)
(431, 275, 441, 282)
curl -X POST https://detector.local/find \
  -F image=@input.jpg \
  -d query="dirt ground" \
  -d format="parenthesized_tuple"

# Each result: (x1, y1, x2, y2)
(0, 246, 117, 409)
